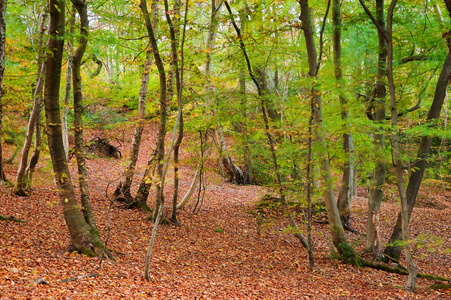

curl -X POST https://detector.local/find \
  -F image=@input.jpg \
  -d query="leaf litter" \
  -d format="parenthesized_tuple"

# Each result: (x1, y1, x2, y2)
(0, 123, 450, 299)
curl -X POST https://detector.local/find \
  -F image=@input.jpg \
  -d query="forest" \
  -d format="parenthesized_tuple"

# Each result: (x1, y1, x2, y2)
(0, 0, 450, 298)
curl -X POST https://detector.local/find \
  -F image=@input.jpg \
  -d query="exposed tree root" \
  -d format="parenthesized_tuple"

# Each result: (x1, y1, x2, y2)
(69, 137, 122, 159)
(428, 283, 451, 290)
(360, 259, 449, 282)
(343, 223, 359, 234)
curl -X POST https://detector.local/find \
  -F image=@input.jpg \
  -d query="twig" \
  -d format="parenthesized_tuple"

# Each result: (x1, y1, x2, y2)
(99, 196, 115, 266)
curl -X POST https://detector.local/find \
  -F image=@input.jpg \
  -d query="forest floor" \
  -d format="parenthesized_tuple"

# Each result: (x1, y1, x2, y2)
(0, 122, 450, 299)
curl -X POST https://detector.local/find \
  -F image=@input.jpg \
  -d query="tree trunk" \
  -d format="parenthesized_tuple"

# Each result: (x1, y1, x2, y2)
(384, 54, 451, 259)
(176, 165, 200, 210)
(62, 5, 76, 159)
(0, 0, 6, 185)
(386, 0, 417, 291)
(361, 0, 387, 257)
(299, 0, 359, 264)
(170, 0, 186, 224)
(115, 0, 158, 204)
(140, 0, 167, 222)
(24, 8, 48, 190)
(13, 9, 47, 194)
(72, 0, 97, 229)
(113, 53, 151, 202)
(134, 146, 157, 209)
(24, 105, 42, 190)
(44, 0, 101, 256)
(333, 0, 354, 230)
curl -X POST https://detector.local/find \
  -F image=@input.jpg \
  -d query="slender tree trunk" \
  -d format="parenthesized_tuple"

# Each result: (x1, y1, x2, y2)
(333, 0, 354, 231)
(143, 201, 163, 280)
(116, 0, 158, 207)
(134, 146, 157, 209)
(237, 0, 251, 184)
(306, 94, 315, 270)
(24, 63, 44, 191)
(176, 164, 200, 209)
(44, 0, 101, 256)
(24, 8, 48, 190)
(361, 0, 387, 258)
(71, 0, 97, 229)
(384, 53, 451, 259)
(386, 0, 416, 291)
(62, 5, 76, 159)
(114, 52, 151, 202)
(13, 9, 48, 194)
(299, 0, 359, 263)
(140, 0, 167, 222)
(170, 0, 187, 224)
(0, 0, 7, 184)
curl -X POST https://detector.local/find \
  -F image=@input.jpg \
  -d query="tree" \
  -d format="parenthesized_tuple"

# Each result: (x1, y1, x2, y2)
(113, 53, 152, 205)
(62, 5, 76, 159)
(139, 0, 167, 222)
(43, 0, 101, 255)
(0, 0, 7, 185)
(361, 0, 417, 291)
(13, 6, 47, 195)
(360, 0, 387, 259)
(168, 0, 187, 224)
(71, 0, 97, 229)
(384, 54, 451, 260)
(333, 0, 354, 231)
(113, 0, 157, 206)
(298, 0, 359, 264)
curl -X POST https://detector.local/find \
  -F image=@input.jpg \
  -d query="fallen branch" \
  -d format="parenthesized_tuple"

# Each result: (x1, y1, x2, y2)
(58, 273, 100, 283)
(26, 278, 47, 287)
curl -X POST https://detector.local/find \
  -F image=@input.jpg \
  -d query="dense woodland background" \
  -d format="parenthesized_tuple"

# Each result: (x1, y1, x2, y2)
(0, 0, 450, 298)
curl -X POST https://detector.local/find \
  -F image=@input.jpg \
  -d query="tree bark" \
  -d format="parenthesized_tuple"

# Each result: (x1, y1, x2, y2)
(71, 0, 97, 229)
(360, 0, 387, 258)
(170, 0, 187, 224)
(13, 8, 47, 194)
(134, 146, 157, 209)
(140, 0, 167, 222)
(44, 0, 101, 256)
(0, 0, 6, 184)
(62, 5, 76, 159)
(176, 165, 200, 210)
(113, 53, 151, 202)
(333, 0, 354, 230)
